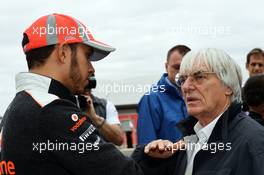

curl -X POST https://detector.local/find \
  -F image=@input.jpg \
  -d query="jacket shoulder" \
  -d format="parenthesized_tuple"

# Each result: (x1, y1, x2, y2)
(25, 90, 59, 108)
(234, 114, 264, 155)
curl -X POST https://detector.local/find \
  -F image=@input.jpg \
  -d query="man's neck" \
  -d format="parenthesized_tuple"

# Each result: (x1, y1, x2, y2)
(29, 69, 73, 94)
(197, 101, 230, 127)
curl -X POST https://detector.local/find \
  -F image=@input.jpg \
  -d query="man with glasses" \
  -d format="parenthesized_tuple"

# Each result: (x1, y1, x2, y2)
(132, 48, 264, 175)
(137, 45, 190, 145)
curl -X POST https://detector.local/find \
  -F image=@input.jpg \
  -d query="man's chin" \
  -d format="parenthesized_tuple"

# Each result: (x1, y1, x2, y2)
(187, 107, 203, 117)
(72, 86, 85, 95)
(77, 88, 85, 95)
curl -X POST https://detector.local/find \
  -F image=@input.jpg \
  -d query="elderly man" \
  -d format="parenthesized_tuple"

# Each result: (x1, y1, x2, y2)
(132, 48, 264, 175)
(0, 14, 143, 175)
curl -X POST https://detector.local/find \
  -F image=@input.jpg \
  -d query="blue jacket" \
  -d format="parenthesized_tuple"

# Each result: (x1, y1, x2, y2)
(137, 73, 188, 145)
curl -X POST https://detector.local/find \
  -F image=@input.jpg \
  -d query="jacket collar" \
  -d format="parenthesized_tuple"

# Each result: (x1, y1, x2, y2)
(157, 73, 182, 97)
(15, 72, 76, 103)
(248, 111, 263, 122)
(177, 102, 243, 143)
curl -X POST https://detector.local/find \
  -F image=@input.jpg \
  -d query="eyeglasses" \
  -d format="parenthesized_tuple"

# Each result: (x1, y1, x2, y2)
(177, 71, 216, 86)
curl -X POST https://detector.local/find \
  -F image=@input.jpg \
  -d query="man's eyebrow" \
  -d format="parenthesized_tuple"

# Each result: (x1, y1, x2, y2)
(171, 64, 181, 67)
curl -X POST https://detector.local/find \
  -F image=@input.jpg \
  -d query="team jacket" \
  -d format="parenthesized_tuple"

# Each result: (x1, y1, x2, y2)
(132, 102, 264, 175)
(0, 72, 143, 175)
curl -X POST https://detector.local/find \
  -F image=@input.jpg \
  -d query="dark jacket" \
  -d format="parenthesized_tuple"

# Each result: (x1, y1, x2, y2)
(0, 72, 143, 175)
(247, 111, 264, 126)
(132, 102, 264, 175)
(137, 73, 188, 144)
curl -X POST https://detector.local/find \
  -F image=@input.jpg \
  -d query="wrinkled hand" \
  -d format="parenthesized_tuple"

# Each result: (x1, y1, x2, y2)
(144, 139, 186, 159)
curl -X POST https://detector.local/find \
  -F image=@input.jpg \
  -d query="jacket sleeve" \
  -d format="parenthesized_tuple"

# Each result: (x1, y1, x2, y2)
(131, 145, 177, 175)
(137, 95, 161, 145)
(38, 99, 143, 175)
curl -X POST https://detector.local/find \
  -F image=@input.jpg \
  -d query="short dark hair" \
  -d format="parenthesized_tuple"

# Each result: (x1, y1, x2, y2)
(22, 33, 56, 69)
(166, 45, 191, 62)
(243, 74, 264, 107)
(246, 48, 264, 64)
(22, 33, 77, 69)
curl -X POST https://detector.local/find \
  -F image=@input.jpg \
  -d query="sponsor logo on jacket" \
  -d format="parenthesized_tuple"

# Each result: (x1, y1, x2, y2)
(70, 116, 86, 132)
(0, 161, 15, 175)
(79, 125, 96, 141)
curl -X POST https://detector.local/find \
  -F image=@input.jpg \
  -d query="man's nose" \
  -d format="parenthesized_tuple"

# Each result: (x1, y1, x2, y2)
(255, 64, 260, 69)
(181, 77, 195, 93)
(88, 62, 95, 74)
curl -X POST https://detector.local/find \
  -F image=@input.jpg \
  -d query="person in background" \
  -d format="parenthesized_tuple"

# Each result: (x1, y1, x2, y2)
(242, 74, 264, 126)
(246, 48, 264, 77)
(137, 45, 191, 145)
(243, 48, 264, 111)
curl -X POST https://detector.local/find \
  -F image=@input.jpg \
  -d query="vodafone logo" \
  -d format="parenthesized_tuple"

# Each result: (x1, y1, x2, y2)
(71, 114, 79, 122)
(70, 117, 87, 132)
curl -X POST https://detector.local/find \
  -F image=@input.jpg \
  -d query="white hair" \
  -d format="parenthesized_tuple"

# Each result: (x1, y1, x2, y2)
(179, 48, 243, 102)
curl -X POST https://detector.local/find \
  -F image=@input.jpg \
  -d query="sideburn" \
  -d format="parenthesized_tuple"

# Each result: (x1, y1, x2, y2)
(69, 46, 83, 94)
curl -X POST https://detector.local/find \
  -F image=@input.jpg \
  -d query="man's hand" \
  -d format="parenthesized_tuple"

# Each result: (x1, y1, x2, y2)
(84, 95, 105, 126)
(85, 95, 97, 118)
(144, 139, 186, 159)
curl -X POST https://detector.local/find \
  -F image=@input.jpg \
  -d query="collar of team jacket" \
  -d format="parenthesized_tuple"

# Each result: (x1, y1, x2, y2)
(176, 102, 243, 143)
(16, 72, 77, 104)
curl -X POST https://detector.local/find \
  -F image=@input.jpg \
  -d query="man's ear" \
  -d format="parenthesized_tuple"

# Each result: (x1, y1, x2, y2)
(246, 63, 249, 69)
(225, 87, 233, 96)
(57, 43, 71, 64)
(165, 62, 168, 72)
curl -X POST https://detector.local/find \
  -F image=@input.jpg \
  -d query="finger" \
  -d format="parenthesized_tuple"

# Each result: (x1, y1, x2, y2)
(87, 100, 91, 105)
(86, 97, 92, 104)
(83, 95, 89, 99)
(173, 140, 186, 151)
(145, 140, 157, 153)
(144, 144, 150, 153)
(149, 142, 158, 151)
(157, 141, 166, 152)
(164, 141, 173, 151)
